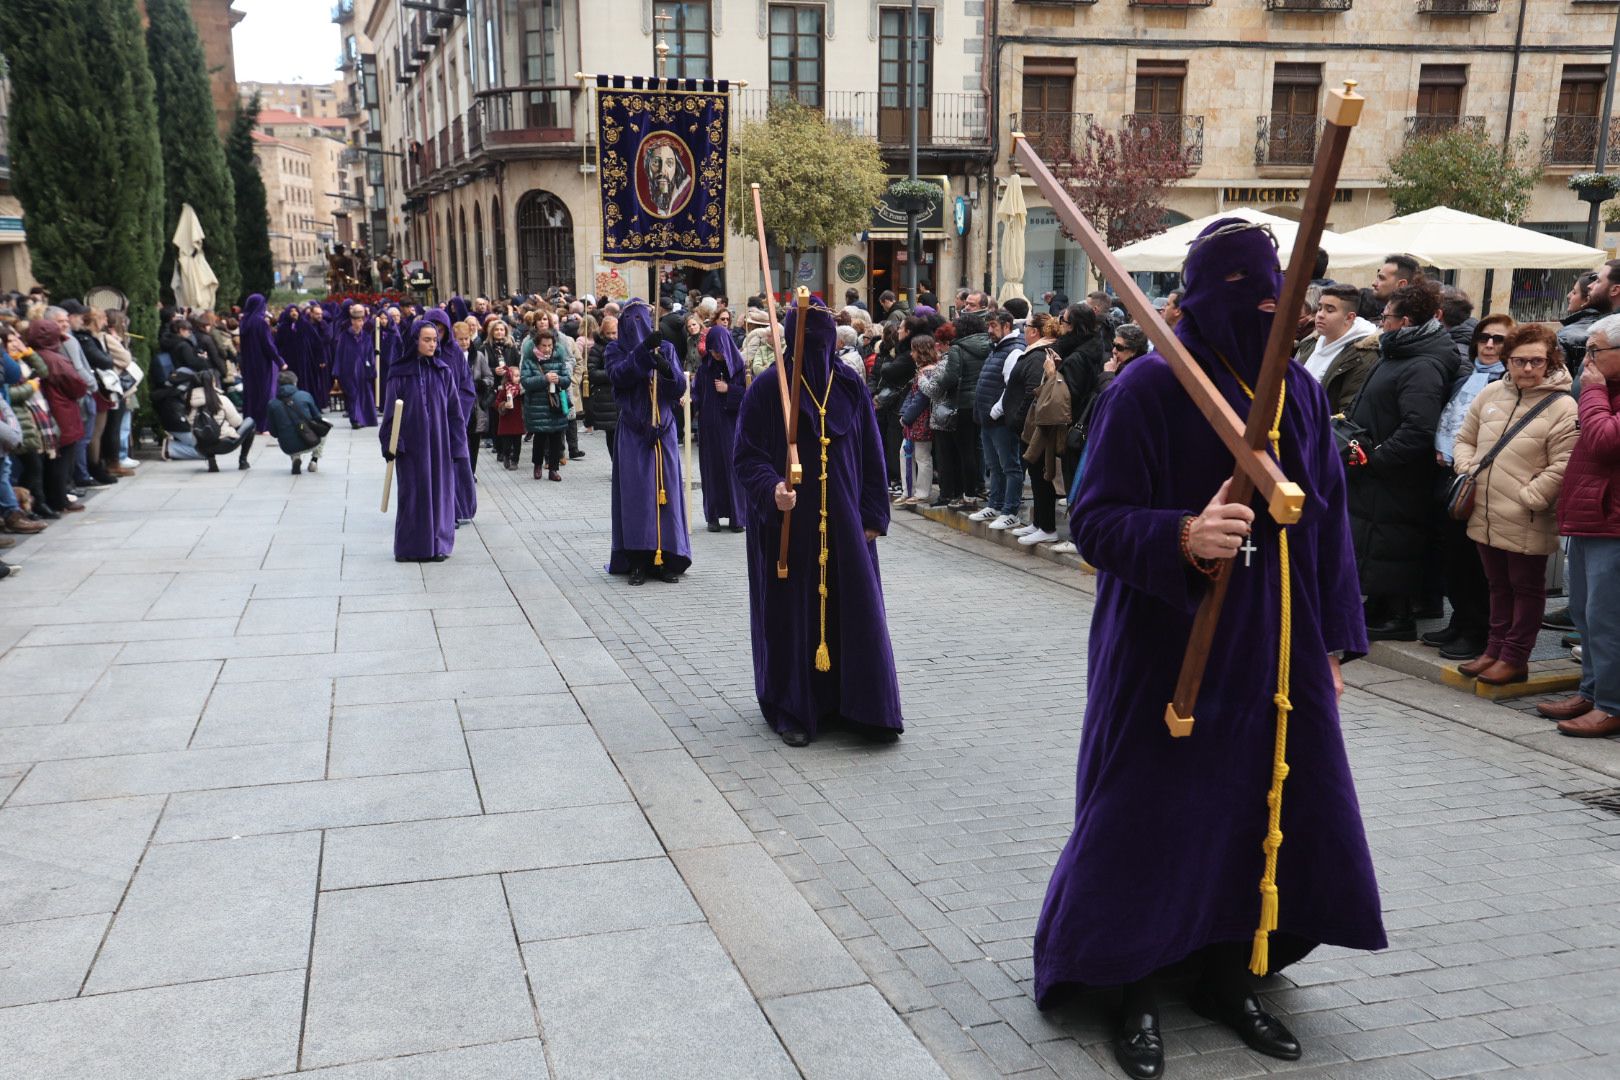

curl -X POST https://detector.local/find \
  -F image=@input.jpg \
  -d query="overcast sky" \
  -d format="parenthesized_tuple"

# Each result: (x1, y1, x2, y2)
(232, 0, 342, 85)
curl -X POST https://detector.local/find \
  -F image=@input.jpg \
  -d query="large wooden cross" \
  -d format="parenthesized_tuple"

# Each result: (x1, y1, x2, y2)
(1012, 81, 1364, 737)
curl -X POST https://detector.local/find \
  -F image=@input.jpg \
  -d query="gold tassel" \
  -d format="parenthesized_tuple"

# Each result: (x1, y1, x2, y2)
(802, 376, 835, 675)
(815, 643, 831, 672)
(1249, 930, 1270, 978)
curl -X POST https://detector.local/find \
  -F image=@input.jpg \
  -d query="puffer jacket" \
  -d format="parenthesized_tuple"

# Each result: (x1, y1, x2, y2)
(743, 326, 776, 378)
(586, 340, 618, 430)
(519, 342, 572, 434)
(1346, 318, 1454, 595)
(187, 387, 246, 441)
(935, 331, 992, 415)
(1558, 306, 1602, 380)
(1452, 371, 1579, 555)
(1557, 375, 1620, 538)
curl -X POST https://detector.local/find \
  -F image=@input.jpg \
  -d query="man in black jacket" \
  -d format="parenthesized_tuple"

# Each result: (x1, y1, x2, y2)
(968, 309, 1027, 528)
(586, 316, 620, 461)
(1347, 279, 1453, 640)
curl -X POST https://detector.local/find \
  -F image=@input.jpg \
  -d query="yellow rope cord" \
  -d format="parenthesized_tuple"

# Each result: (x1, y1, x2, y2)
(1215, 356, 1294, 977)
(651, 374, 665, 566)
(800, 369, 835, 673)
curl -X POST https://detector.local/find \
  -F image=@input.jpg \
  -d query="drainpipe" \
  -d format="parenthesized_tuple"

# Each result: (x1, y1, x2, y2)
(1484, 0, 1530, 315)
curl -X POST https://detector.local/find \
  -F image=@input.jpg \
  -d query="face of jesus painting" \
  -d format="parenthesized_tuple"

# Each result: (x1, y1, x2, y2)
(636, 134, 694, 218)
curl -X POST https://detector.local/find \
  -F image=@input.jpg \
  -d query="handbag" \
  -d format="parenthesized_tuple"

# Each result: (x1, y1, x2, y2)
(191, 407, 221, 449)
(1445, 394, 1561, 522)
(930, 399, 958, 432)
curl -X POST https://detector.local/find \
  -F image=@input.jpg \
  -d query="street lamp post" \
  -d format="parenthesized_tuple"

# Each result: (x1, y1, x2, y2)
(1587, 10, 1620, 247)
(905, 0, 920, 304)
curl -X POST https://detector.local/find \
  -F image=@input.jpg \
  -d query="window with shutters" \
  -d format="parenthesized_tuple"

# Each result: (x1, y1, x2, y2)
(768, 5, 824, 107)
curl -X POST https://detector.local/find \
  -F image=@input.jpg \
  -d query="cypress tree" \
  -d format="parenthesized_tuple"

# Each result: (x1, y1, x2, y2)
(227, 94, 275, 298)
(146, 0, 240, 308)
(0, 0, 165, 363)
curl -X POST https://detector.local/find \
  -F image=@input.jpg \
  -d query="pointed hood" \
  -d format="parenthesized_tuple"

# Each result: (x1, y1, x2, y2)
(1176, 217, 1283, 385)
(704, 324, 747, 382)
(782, 299, 839, 389)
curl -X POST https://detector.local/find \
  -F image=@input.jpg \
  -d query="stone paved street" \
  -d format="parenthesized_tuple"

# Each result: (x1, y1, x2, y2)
(3, 425, 1620, 1079)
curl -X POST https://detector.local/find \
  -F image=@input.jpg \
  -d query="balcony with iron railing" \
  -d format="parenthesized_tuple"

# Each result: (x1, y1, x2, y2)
(451, 115, 464, 164)
(1255, 114, 1324, 168)
(330, 0, 354, 23)
(1416, 0, 1498, 12)
(1264, 0, 1351, 9)
(1543, 114, 1620, 167)
(1403, 114, 1486, 146)
(336, 99, 359, 119)
(733, 90, 989, 149)
(1128, 0, 1213, 7)
(472, 86, 582, 155)
(1008, 111, 1095, 165)
(1121, 113, 1205, 167)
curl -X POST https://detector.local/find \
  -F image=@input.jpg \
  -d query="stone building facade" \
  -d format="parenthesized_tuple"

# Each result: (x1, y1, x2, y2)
(253, 131, 319, 285)
(993, 0, 1619, 315)
(352, 0, 994, 305)
(239, 80, 344, 121)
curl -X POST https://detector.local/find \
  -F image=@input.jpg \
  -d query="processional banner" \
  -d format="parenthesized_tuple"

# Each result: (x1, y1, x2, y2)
(596, 75, 729, 268)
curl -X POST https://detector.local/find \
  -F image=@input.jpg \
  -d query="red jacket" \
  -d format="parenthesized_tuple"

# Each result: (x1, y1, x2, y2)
(491, 380, 525, 437)
(1557, 378, 1620, 538)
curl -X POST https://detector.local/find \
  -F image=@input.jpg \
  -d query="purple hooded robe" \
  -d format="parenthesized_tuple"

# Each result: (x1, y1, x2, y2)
(332, 315, 379, 427)
(732, 303, 903, 740)
(694, 325, 747, 525)
(237, 294, 285, 429)
(1032, 220, 1384, 1002)
(426, 307, 477, 523)
(274, 307, 312, 399)
(605, 300, 691, 575)
(380, 320, 468, 560)
(298, 309, 333, 410)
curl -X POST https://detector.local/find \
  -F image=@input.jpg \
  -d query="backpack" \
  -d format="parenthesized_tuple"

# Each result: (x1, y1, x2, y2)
(191, 406, 221, 449)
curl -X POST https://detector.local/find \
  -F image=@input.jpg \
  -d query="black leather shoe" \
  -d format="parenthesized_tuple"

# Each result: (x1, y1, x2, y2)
(1112, 1011, 1164, 1080)
(780, 728, 810, 747)
(629, 566, 646, 587)
(1191, 990, 1301, 1061)
(1365, 618, 1417, 642)
(707, 521, 722, 533)
(1420, 626, 1459, 648)
(1439, 638, 1484, 661)
(654, 568, 681, 584)
(1543, 606, 1575, 630)
(729, 524, 745, 533)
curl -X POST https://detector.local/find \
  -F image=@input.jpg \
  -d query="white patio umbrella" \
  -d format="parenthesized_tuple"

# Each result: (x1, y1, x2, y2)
(1112, 207, 1387, 280)
(170, 203, 219, 311)
(1340, 206, 1606, 271)
(996, 179, 1028, 304)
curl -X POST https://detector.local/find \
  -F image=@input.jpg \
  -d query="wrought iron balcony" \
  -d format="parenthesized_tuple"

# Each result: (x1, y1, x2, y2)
(336, 99, 359, 119)
(1128, 0, 1213, 7)
(1121, 113, 1205, 167)
(1264, 0, 1351, 9)
(733, 90, 989, 149)
(1007, 111, 1095, 164)
(1543, 114, 1620, 167)
(1403, 114, 1486, 145)
(330, 0, 354, 23)
(1416, 0, 1498, 13)
(1255, 114, 1323, 167)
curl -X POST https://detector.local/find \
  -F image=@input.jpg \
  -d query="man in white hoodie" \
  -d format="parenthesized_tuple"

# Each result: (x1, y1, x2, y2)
(1294, 283, 1378, 414)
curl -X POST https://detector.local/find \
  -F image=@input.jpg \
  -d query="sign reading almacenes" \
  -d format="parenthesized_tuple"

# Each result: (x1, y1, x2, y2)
(1222, 187, 1355, 206)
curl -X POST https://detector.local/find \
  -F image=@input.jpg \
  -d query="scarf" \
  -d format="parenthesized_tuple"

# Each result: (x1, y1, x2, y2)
(1435, 355, 1506, 463)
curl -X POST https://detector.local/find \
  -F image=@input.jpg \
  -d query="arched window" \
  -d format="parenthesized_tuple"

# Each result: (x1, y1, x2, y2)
(473, 203, 487, 299)
(491, 196, 508, 299)
(515, 190, 574, 295)
(459, 207, 470, 300)
(446, 210, 459, 295)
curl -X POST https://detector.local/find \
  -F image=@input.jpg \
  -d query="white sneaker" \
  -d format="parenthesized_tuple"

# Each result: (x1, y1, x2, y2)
(1018, 528, 1059, 545)
(967, 508, 997, 522)
(119, 458, 139, 469)
(988, 514, 1019, 530)
(1012, 524, 1038, 536)
(1051, 540, 1077, 554)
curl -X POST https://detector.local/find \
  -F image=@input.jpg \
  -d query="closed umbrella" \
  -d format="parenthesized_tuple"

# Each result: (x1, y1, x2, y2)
(170, 203, 220, 311)
(996, 179, 1028, 304)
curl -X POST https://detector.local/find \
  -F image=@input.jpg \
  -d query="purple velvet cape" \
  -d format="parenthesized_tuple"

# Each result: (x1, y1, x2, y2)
(1032, 221, 1384, 1002)
(732, 304, 903, 739)
(378, 314, 403, 387)
(380, 322, 468, 560)
(425, 308, 477, 523)
(604, 300, 691, 575)
(694, 325, 746, 523)
(332, 319, 379, 427)
(237, 294, 285, 429)
(273, 307, 312, 400)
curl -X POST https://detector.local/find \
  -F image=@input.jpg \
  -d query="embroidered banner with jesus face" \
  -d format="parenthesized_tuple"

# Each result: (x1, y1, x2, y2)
(596, 76, 729, 268)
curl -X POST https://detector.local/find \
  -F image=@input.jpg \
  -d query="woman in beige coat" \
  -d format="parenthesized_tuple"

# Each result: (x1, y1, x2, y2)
(1452, 322, 1579, 686)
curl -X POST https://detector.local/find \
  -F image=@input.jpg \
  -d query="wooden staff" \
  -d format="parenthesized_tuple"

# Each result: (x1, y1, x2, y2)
(1010, 79, 1363, 737)
(373, 312, 382, 405)
(683, 383, 694, 538)
(750, 183, 801, 578)
(775, 287, 809, 579)
(380, 397, 403, 513)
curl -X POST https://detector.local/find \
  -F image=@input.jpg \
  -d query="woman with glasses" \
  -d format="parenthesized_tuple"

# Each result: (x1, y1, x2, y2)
(1425, 314, 1513, 661)
(1450, 323, 1578, 685)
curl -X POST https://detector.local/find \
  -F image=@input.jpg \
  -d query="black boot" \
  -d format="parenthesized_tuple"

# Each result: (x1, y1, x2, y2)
(292, 458, 302, 475)
(206, 456, 220, 473)
(629, 565, 646, 586)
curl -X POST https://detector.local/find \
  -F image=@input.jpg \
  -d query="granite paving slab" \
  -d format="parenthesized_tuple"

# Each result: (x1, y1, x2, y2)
(156, 769, 482, 843)
(0, 796, 165, 923)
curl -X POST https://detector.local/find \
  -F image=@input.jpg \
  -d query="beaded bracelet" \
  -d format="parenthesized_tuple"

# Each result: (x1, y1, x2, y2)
(1179, 515, 1222, 579)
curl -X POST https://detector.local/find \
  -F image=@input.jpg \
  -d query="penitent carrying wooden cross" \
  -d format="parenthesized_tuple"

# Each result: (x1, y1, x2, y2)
(1011, 80, 1365, 737)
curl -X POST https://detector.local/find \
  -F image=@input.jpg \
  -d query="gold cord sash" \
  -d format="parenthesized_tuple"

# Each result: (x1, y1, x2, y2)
(800, 369, 835, 673)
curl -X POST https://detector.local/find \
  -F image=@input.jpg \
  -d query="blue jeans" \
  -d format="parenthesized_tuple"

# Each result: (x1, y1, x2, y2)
(166, 431, 204, 461)
(73, 437, 90, 484)
(0, 455, 18, 513)
(1569, 536, 1620, 713)
(118, 409, 132, 460)
(982, 422, 1024, 516)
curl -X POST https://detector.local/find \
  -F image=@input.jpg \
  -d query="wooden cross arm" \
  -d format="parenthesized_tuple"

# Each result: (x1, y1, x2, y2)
(1009, 137, 1304, 526)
